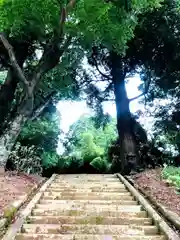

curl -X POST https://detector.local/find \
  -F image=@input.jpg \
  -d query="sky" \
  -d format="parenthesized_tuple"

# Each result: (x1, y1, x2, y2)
(56, 75, 152, 134)
(56, 74, 158, 153)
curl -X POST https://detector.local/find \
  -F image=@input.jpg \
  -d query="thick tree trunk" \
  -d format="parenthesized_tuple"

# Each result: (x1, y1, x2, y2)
(0, 113, 28, 170)
(110, 51, 138, 173)
(0, 93, 33, 171)
(0, 70, 18, 132)
(0, 42, 31, 132)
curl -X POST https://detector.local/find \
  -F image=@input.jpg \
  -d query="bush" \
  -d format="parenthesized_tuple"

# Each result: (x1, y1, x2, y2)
(8, 142, 42, 175)
(80, 133, 104, 163)
(59, 156, 84, 171)
(90, 157, 110, 172)
(162, 166, 180, 189)
(41, 151, 59, 169)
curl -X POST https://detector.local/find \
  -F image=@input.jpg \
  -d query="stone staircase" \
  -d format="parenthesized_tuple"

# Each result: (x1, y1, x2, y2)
(15, 174, 166, 239)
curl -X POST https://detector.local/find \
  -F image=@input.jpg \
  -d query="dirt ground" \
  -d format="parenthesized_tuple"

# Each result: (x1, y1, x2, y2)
(132, 168, 180, 216)
(0, 171, 44, 217)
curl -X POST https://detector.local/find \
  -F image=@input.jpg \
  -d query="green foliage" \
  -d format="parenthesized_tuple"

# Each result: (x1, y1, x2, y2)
(19, 111, 60, 151)
(62, 114, 117, 172)
(79, 132, 104, 162)
(8, 142, 42, 174)
(16, 109, 61, 171)
(0, 0, 164, 174)
(0, 71, 7, 84)
(3, 206, 17, 224)
(124, 0, 180, 158)
(90, 157, 110, 172)
(40, 45, 84, 100)
(64, 114, 117, 162)
(162, 166, 180, 190)
(0, 0, 163, 52)
(0, 0, 60, 38)
(61, 156, 84, 170)
(74, 0, 163, 52)
(41, 151, 59, 169)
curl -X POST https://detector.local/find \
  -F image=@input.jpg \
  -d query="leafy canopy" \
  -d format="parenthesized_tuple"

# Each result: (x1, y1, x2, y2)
(0, 0, 163, 52)
(63, 114, 117, 162)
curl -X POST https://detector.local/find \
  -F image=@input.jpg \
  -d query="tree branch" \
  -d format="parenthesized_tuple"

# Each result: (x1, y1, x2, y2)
(31, 36, 72, 90)
(80, 97, 115, 102)
(129, 92, 144, 102)
(30, 0, 75, 91)
(92, 55, 112, 80)
(0, 33, 30, 95)
(30, 91, 57, 120)
(129, 71, 152, 102)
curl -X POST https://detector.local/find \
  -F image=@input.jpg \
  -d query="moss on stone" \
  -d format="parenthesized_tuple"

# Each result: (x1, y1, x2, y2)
(25, 216, 31, 224)
(3, 206, 17, 224)
(95, 216, 104, 224)
(69, 210, 79, 216)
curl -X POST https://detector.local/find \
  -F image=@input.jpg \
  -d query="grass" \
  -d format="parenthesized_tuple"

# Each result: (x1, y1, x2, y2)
(162, 166, 180, 191)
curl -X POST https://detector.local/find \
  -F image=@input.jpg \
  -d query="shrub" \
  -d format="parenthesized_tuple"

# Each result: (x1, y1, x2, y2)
(61, 156, 84, 170)
(162, 166, 180, 189)
(41, 151, 59, 169)
(90, 157, 110, 172)
(8, 142, 42, 175)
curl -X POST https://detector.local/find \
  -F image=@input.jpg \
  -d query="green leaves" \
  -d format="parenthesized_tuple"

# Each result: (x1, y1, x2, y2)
(90, 157, 110, 172)
(73, 0, 163, 52)
(63, 115, 117, 163)
(162, 166, 180, 191)
(8, 142, 43, 174)
(0, 0, 60, 38)
(19, 110, 60, 153)
(41, 151, 59, 169)
(0, 0, 163, 51)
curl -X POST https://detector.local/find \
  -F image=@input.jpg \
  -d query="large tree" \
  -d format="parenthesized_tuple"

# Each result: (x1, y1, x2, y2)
(84, 0, 180, 172)
(82, 44, 149, 172)
(0, 0, 162, 170)
(128, 0, 180, 159)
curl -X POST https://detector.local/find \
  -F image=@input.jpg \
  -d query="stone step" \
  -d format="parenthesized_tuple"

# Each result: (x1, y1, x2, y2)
(15, 233, 166, 240)
(54, 177, 118, 181)
(35, 204, 142, 212)
(16, 233, 166, 240)
(51, 185, 124, 189)
(39, 199, 138, 205)
(49, 185, 126, 190)
(27, 215, 152, 225)
(54, 178, 123, 185)
(56, 177, 118, 179)
(32, 208, 147, 217)
(50, 181, 123, 185)
(21, 224, 158, 235)
(55, 174, 117, 178)
(41, 194, 134, 200)
(77, 179, 120, 182)
(43, 191, 131, 198)
(3, 174, 169, 240)
(43, 190, 131, 195)
(53, 180, 120, 184)
(47, 187, 127, 193)
(51, 184, 124, 189)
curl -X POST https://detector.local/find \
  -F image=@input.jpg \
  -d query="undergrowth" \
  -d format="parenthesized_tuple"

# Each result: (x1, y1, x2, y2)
(162, 166, 180, 191)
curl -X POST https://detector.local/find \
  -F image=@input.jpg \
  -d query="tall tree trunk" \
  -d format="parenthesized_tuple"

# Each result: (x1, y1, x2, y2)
(0, 70, 18, 133)
(0, 114, 28, 169)
(0, 42, 31, 133)
(110, 51, 138, 173)
(0, 96, 33, 171)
